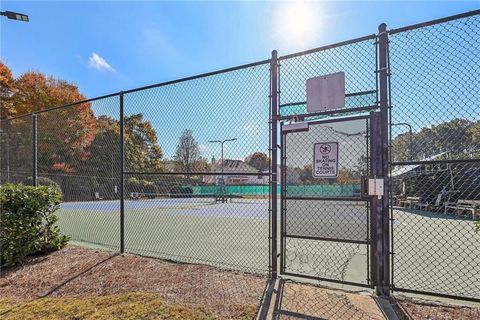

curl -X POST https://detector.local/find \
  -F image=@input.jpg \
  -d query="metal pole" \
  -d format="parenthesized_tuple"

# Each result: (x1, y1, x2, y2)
(32, 113, 37, 186)
(119, 92, 125, 253)
(370, 112, 384, 291)
(209, 138, 236, 202)
(221, 141, 224, 203)
(377, 22, 390, 297)
(279, 123, 286, 275)
(270, 50, 279, 278)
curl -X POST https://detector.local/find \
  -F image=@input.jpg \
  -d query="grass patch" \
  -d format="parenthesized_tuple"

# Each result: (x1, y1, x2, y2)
(0, 292, 224, 320)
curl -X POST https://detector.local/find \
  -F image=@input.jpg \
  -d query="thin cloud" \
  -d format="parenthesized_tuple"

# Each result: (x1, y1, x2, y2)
(242, 123, 257, 131)
(138, 24, 181, 63)
(88, 52, 115, 72)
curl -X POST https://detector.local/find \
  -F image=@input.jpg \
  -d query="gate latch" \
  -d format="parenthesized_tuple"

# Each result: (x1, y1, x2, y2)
(361, 176, 384, 199)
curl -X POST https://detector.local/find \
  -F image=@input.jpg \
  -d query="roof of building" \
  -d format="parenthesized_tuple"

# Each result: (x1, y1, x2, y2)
(391, 152, 448, 177)
(210, 159, 258, 173)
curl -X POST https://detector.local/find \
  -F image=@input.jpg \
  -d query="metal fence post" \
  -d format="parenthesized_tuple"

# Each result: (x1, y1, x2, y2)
(370, 111, 384, 293)
(270, 50, 279, 278)
(32, 113, 37, 186)
(377, 22, 391, 296)
(119, 92, 125, 253)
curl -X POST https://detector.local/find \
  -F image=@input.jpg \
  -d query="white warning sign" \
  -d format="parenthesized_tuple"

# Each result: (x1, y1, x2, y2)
(313, 142, 339, 178)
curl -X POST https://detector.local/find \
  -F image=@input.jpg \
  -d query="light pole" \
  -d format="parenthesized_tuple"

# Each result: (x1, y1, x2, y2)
(1, 10, 29, 22)
(208, 138, 237, 203)
(392, 122, 413, 160)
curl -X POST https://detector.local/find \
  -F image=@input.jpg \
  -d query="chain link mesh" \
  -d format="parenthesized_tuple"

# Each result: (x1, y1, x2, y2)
(389, 13, 480, 300)
(278, 40, 376, 287)
(122, 63, 271, 275)
(36, 96, 121, 251)
(281, 118, 371, 285)
(5, 63, 272, 315)
(0, 115, 33, 184)
(279, 37, 377, 117)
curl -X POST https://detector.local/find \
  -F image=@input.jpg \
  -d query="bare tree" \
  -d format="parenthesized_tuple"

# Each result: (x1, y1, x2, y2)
(174, 129, 200, 173)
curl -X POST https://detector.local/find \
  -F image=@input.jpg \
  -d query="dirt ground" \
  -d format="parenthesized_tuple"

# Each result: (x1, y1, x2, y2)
(392, 296, 480, 320)
(260, 279, 386, 320)
(1, 245, 479, 320)
(0, 246, 266, 319)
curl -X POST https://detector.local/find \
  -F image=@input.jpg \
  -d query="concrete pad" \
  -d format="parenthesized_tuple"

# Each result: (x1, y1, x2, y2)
(260, 279, 386, 320)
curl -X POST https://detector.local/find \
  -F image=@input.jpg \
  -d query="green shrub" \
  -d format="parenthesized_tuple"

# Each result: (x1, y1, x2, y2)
(0, 183, 70, 267)
(22, 176, 62, 195)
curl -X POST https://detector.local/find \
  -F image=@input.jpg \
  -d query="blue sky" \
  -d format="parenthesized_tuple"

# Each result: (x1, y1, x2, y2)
(1, 1, 479, 162)
(1, 1, 478, 98)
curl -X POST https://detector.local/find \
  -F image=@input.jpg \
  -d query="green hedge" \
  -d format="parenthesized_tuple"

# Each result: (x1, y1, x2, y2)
(0, 183, 70, 267)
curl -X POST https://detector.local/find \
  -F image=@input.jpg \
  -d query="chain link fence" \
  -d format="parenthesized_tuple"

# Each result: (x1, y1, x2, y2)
(389, 12, 480, 300)
(34, 96, 122, 250)
(1, 61, 273, 316)
(280, 117, 372, 286)
(121, 62, 272, 274)
(277, 37, 378, 288)
(278, 36, 378, 118)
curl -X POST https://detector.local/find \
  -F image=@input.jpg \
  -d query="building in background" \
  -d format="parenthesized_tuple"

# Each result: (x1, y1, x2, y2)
(204, 159, 267, 185)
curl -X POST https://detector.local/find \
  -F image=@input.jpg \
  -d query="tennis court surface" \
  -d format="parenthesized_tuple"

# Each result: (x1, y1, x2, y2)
(57, 199, 479, 299)
(58, 197, 270, 273)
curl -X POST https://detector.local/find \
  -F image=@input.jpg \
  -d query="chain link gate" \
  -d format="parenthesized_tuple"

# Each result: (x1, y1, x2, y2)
(272, 32, 391, 292)
(273, 11, 480, 303)
(280, 113, 381, 288)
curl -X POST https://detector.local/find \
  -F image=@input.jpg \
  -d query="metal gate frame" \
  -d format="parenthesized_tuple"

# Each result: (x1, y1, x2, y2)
(270, 26, 391, 295)
(271, 12, 480, 302)
(278, 112, 388, 290)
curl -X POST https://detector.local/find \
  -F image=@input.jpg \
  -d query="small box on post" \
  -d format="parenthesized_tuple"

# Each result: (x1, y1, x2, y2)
(360, 176, 385, 199)
(368, 178, 384, 199)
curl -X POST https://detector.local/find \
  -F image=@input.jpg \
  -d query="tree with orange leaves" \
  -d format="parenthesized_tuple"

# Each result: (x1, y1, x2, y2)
(0, 61, 96, 176)
(336, 168, 352, 185)
(0, 61, 16, 119)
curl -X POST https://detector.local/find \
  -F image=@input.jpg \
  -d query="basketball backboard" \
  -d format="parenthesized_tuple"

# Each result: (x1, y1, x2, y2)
(307, 72, 345, 112)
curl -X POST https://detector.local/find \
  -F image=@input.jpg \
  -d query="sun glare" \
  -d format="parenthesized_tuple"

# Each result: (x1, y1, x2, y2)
(276, 1, 322, 50)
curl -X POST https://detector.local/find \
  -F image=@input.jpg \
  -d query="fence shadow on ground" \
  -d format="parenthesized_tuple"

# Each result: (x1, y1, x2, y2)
(0, 252, 118, 318)
(258, 278, 386, 320)
(390, 295, 480, 320)
(0, 255, 50, 278)
(39, 254, 119, 298)
(393, 207, 475, 221)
